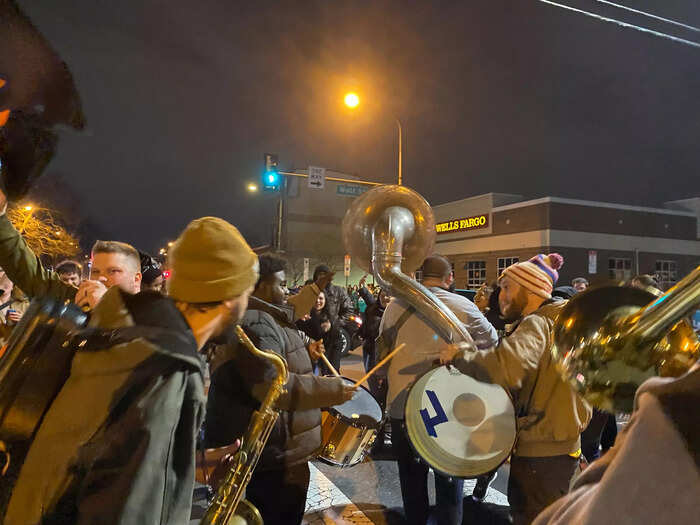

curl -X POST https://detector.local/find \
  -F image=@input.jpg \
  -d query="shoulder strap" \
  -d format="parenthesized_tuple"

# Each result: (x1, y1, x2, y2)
(376, 304, 416, 360)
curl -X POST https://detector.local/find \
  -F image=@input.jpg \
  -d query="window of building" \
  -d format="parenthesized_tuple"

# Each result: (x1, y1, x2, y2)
(608, 257, 632, 281)
(466, 261, 487, 288)
(655, 260, 677, 290)
(497, 257, 519, 276)
(414, 269, 423, 283)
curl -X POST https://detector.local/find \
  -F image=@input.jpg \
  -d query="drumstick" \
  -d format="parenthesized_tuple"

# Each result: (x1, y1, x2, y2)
(353, 343, 406, 388)
(320, 353, 341, 377)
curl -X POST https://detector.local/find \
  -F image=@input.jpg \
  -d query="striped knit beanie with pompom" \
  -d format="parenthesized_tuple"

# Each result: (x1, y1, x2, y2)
(500, 253, 564, 299)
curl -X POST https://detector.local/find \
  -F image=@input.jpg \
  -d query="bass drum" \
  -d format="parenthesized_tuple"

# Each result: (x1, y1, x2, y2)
(405, 365, 516, 479)
(0, 298, 88, 515)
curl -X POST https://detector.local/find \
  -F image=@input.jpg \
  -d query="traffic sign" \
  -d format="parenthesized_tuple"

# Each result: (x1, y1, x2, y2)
(308, 166, 325, 189)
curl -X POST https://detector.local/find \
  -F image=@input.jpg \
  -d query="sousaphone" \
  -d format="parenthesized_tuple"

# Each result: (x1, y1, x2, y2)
(342, 185, 517, 478)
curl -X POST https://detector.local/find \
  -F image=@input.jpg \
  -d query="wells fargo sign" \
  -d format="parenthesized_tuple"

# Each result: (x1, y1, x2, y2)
(435, 214, 489, 234)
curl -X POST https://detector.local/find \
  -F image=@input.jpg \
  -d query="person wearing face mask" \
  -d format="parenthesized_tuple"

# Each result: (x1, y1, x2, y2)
(5, 216, 258, 525)
(0, 186, 141, 310)
(441, 254, 592, 525)
(205, 254, 355, 525)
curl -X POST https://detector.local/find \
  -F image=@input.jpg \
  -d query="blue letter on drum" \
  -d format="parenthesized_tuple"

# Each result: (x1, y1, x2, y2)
(420, 390, 448, 437)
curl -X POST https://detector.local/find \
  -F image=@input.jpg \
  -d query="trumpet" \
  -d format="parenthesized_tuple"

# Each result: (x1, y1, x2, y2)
(200, 326, 288, 525)
(552, 268, 700, 413)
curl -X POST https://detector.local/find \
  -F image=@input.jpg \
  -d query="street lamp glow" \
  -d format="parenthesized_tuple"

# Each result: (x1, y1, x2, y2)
(247, 183, 259, 192)
(344, 92, 360, 108)
(24, 205, 32, 211)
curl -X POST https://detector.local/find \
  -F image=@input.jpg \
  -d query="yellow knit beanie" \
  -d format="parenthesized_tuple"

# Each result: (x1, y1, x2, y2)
(167, 217, 258, 303)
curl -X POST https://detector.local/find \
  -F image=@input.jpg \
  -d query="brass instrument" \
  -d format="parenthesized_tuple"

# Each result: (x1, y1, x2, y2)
(342, 184, 473, 343)
(342, 185, 520, 479)
(553, 270, 700, 413)
(200, 325, 288, 525)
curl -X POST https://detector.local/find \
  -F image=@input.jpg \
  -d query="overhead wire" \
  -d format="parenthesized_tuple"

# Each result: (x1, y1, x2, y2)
(535, 0, 700, 50)
(593, 0, 700, 34)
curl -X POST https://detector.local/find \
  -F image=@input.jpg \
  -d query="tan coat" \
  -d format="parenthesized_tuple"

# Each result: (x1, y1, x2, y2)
(0, 288, 30, 348)
(454, 301, 592, 457)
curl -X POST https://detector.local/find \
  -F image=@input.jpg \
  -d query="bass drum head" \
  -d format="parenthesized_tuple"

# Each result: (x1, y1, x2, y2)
(405, 366, 516, 478)
(329, 377, 383, 429)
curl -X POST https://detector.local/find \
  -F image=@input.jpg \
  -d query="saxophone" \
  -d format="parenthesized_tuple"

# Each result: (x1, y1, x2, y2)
(200, 325, 289, 525)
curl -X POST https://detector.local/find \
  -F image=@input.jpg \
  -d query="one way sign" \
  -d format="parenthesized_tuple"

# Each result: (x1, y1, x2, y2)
(308, 166, 326, 189)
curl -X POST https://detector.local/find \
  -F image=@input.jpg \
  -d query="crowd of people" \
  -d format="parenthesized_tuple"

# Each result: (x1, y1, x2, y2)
(0, 167, 696, 525)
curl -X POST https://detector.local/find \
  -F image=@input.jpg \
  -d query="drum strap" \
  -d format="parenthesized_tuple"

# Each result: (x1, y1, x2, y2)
(376, 305, 415, 361)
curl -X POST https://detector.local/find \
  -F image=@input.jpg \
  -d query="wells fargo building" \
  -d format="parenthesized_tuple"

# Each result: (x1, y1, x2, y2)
(433, 193, 700, 291)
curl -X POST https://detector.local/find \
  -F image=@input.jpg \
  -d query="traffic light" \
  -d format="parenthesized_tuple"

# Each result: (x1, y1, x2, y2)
(262, 153, 281, 191)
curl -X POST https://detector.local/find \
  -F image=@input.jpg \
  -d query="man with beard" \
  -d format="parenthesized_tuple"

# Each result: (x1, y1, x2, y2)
(5, 217, 258, 525)
(205, 254, 355, 525)
(441, 254, 592, 525)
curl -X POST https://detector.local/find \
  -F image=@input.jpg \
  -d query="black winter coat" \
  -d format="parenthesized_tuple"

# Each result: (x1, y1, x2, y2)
(322, 284, 355, 325)
(205, 297, 347, 470)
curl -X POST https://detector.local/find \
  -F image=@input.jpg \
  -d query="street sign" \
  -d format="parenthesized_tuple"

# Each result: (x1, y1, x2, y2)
(344, 254, 351, 277)
(588, 250, 597, 274)
(303, 258, 310, 282)
(308, 166, 325, 189)
(336, 183, 368, 197)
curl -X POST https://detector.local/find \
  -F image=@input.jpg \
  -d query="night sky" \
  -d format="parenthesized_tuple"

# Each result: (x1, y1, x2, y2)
(15, 0, 700, 253)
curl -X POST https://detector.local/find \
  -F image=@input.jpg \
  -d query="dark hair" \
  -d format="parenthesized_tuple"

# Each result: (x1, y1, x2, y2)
(420, 254, 452, 280)
(256, 254, 287, 288)
(313, 264, 331, 282)
(487, 286, 507, 330)
(571, 277, 589, 286)
(55, 260, 82, 276)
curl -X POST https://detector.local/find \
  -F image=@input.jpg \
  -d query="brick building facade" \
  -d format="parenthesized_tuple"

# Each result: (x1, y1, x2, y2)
(432, 194, 700, 291)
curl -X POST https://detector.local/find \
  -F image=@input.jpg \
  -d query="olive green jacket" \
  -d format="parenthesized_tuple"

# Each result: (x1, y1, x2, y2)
(453, 301, 592, 457)
(5, 288, 206, 525)
(0, 214, 77, 302)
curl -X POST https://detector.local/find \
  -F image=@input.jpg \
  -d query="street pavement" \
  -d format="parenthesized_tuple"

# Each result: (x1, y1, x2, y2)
(302, 347, 511, 524)
(191, 347, 512, 524)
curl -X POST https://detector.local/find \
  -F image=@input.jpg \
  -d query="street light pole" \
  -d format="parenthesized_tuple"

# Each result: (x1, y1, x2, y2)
(396, 119, 403, 186)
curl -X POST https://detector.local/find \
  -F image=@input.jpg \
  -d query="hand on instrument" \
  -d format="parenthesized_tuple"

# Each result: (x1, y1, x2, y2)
(196, 439, 241, 488)
(307, 339, 325, 362)
(341, 383, 358, 402)
(314, 271, 334, 291)
(75, 279, 108, 310)
(439, 342, 472, 364)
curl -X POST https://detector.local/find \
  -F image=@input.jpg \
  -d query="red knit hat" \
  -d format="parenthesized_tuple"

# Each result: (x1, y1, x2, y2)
(500, 253, 564, 299)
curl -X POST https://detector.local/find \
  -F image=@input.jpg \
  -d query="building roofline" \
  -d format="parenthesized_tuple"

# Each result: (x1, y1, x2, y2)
(491, 196, 696, 217)
(433, 192, 525, 209)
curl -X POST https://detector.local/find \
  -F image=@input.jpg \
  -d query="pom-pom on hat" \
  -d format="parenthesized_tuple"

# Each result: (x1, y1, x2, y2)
(500, 253, 564, 299)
